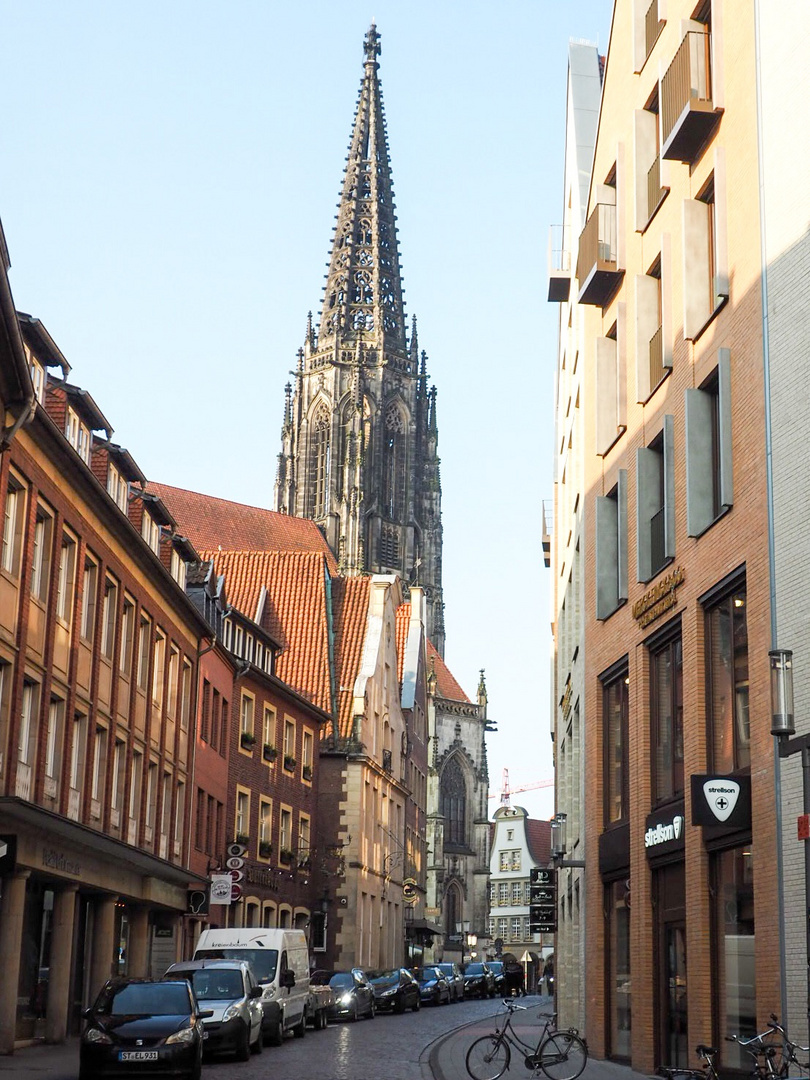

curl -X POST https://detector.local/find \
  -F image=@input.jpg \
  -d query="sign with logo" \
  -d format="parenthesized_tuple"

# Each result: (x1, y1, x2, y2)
(230, 883, 242, 903)
(187, 889, 209, 916)
(226, 855, 245, 871)
(530, 867, 555, 886)
(209, 874, 233, 906)
(644, 805, 686, 860)
(402, 878, 418, 905)
(691, 774, 751, 829)
(227, 842, 247, 859)
(229, 869, 244, 884)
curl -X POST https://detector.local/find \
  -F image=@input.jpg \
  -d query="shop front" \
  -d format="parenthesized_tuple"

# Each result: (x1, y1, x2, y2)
(0, 799, 204, 1052)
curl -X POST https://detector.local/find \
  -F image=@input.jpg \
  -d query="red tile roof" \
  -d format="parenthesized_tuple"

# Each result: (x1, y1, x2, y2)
(427, 640, 471, 703)
(525, 818, 552, 865)
(332, 577, 371, 739)
(150, 482, 338, 572)
(202, 550, 333, 715)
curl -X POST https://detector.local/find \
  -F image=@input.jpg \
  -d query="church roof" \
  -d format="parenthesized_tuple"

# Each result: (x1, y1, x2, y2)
(201, 549, 333, 715)
(332, 576, 371, 738)
(427, 639, 471, 704)
(316, 23, 408, 354)
(150, 481, 337, 571)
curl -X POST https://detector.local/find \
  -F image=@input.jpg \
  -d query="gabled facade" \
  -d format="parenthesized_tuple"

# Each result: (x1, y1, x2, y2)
(273, 25, 445, 655)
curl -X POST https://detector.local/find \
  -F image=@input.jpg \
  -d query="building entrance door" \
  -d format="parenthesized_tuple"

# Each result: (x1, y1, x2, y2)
(654, 861, 686, 1067)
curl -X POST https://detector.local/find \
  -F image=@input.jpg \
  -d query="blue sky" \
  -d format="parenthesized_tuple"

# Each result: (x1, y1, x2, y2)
(0, 0, 612, 821)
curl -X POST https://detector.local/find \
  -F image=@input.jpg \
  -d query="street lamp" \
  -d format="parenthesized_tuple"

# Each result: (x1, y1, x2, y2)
(769, 648, 810, 1019)
(551, 812, 585, 869)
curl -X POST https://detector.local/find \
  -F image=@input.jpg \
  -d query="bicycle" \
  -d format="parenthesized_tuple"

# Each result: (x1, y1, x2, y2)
(656, 1043, 721, 1080)
(465, 999, 588, 1080)
(727, 1015, 810, 1079)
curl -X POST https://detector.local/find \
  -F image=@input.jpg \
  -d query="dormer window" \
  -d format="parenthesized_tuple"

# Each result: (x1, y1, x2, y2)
(107, 464, 129, 513)
(234, 625, 244, 657)
(65, 407, 91, 464)
(29, 357, 45, 404)
(141, 512, 161, 555)
(170, 548, 187, 590)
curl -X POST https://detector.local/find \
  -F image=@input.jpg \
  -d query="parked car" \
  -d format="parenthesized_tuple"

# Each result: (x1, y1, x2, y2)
(413, 966, 451, 1006)
(165, 959, 263, 1060)
(435, 962, 464, 1002)
(462, 961, 496, 999)
(487, 961, 508, 996)
(311, 969, 375, 1021)
(367, 968, 421, 1013)
(79, 977, 211, 1080)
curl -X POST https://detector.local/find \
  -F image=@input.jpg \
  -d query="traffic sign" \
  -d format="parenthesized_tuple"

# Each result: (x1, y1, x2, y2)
(230, 883, 242, 902)
(229, 869, 244, 884)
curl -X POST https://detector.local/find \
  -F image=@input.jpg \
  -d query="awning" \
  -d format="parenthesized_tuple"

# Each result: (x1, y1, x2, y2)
(405, 918, 443, 940)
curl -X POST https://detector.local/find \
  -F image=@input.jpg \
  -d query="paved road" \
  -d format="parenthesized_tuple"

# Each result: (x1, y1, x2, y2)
(0, 994, 650, 1080)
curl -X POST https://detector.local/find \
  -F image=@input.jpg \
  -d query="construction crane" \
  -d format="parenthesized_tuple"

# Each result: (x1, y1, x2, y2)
(488, 768, 554, 806)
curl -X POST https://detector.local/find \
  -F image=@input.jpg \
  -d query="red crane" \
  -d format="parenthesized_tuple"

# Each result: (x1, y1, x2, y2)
(488, 768, 554, 806)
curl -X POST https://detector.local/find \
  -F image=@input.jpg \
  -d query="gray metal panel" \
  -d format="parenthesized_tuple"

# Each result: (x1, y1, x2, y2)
(596, 494, 619, 620)
(718, 348, 733, 509)
(596, 337, 618, 456)
(685, 387, 714, 537)
(636, 446, 659, 582)
(617, 470, 628, 603)
(663, 414, 676, 559)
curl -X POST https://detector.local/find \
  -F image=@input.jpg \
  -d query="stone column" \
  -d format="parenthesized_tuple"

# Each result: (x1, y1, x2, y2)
(128, 907, 150, 977)
(45, 884, 79, 1043)
(89, 896, 116, 1001)
(0, 870, 31, 1054)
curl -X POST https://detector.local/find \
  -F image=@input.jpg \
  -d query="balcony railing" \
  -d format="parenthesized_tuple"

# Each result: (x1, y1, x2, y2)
(547, 224, 571, 303)
(577, 203, 622, 305)
(647, 154, 666, 223)
(649, 325, 665, 390)
(645, 0, 663, 59)
(662, 31, 721, 161)
(650, 506, 667, 577)
(15, 761, 31, 800)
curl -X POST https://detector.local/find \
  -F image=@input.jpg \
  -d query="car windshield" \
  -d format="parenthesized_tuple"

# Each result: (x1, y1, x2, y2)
(328, 973, 354, 989)
(184, 970, 244, 1001)
(437, 965, 455, 976)
(489, 963, 504, 973)
(195, 948, 278, 985)
(367, 969, 398, 986)
(99, 983, 192, 1016)
(413, 968, 437, 982)
(465, 963, 485, 975)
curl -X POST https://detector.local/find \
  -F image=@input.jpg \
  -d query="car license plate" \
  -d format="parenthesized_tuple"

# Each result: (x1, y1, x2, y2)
(119, 1051, 158, 1061)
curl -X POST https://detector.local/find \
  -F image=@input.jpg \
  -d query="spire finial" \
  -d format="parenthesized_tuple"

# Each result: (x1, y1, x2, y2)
(364, 23, 381, 66)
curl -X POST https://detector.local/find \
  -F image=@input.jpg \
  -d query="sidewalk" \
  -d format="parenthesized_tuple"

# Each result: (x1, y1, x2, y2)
(0, 1039, 79, 1079)
(423, 995, 650, 1080)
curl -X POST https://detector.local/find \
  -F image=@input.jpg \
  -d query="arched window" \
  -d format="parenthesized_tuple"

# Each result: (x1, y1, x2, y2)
(441, 756, 466, 847)
(309, 403, 330, 518)
(383, 403, 407, 522)
(444, 882, 461, 940)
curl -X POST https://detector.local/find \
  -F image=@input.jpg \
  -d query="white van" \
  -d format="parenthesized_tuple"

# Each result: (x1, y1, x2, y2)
(194, 928, 310, 1046)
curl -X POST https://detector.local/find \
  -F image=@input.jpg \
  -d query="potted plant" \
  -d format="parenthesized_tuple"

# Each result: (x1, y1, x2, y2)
(280, 847, 294, 864)
(283, 754, 297, 771)
(240, 731, 256, 750)
(235, 832, 249, 846)
(263, 743, 277, 762)
(302, 764, 313, 781)
(259, 840, 272, 859)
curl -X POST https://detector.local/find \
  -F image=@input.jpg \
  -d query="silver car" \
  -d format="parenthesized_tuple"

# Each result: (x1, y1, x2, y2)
(435, 962, 465, 1002)
(165, 959, 263, 1060)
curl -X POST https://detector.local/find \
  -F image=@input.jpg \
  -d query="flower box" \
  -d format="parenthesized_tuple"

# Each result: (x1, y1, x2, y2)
(283, 755, 297, 771)
(302, 764, 313, 781)
(259, 841, 273, 859)
(280, 848, 294, 864)
(235, 833, 249, 846)
(263, 743, 277, 762)
(240, 731, 257, 749)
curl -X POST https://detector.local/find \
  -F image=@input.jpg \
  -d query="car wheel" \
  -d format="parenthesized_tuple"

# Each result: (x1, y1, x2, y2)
(236, 1021, 251, 1062)
(267, 1018, 283, 1047)
(351, 1001, 359, 1022)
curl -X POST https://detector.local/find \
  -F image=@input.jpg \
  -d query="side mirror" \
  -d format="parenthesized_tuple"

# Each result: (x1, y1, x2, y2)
(280, 969, 296, 989)
(81, 1008, 93, 1021)
(250, 985, 263, 999)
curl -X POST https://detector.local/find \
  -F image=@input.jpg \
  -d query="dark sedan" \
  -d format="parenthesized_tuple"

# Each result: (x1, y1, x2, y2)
(462, 961, 496, 999)
(487, 961, 508, 996)
(312, 970, 376, 1021)
(367, 968, 421, 1013)
(435, 962, 464, 1002)
(413, 966, 451, 1005)
(79, 977, 211, 1080)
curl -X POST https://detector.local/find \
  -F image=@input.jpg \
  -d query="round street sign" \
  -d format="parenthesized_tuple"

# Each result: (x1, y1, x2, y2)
(402, 878, 418, 904)
(229, 869, 244, 884)
(230, 883, 242, 902)
(226, 856, 245, 870)
(227, 843, 247, 859)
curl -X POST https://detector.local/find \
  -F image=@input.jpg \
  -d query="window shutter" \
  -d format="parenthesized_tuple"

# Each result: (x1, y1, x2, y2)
(663, 414, 675, 559)
(685, 386, 714, 537)
(718, 348, 733, 509)
(682, 199, 712, 339)
(596, 494, 619, 620)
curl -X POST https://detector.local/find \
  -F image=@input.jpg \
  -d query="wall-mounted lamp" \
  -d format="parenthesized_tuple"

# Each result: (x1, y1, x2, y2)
(551, 811, 585, 869)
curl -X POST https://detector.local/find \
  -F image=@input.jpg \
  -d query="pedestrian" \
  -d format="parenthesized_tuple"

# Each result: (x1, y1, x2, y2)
(542, 956, 554, 996)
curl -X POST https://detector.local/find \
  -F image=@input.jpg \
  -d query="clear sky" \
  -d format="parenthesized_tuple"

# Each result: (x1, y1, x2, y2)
(0, 0, 612, 822)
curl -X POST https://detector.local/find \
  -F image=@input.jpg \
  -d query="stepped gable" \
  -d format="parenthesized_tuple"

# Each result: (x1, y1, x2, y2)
(202, 549, 332, 714)
(331, 576, 371, 739)
(427, 639, 470, 703)
(151, 481, 337, 571)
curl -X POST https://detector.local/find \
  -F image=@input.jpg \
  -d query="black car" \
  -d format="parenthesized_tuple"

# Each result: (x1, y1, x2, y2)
(435, 962, 464, 1002)
(80, 977, 211, 1080)
(312, 969, 375, 1021)
(413, 966, 451, 1005)
(462, 961, 496, 999)
(487, 961, 508, 996)
(367, 968, 421, 1013)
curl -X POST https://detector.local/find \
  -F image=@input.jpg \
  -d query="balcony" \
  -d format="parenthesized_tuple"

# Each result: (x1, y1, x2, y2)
(662, 32, 722, 162)
(645, 0, 664, 60)
(547, 225, 571, 303)
(577, 203, 623, 306)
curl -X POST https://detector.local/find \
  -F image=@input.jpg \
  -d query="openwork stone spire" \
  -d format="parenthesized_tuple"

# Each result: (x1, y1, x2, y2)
(318, 22, 407, 353)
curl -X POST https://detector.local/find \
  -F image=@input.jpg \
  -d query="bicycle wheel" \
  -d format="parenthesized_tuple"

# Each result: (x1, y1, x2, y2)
(537, 1031, 588, 1080)
(466, 1034, 512, 1080)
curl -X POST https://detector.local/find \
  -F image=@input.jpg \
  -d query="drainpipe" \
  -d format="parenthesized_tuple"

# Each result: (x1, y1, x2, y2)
(753, 0, 787, 1023)
(0, 391, 36, 449)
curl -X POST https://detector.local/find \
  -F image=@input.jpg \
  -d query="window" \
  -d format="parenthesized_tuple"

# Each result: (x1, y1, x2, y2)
(499, 852, 510, 873)
(2, 476, 25, 576)
(636, 417, 675, 583)
(263, 706, 276, 754)
(596, 471, 628, 620)
(29, 355, 45, 403)
(167, 646, 179, 716)
(683, 162, 728, 339)
(18, 681, 38, 766)
(259, 799, 272, 849)
(101, 575, 118, 660)
(634, 87, 667, 228)
(129, 749, 143, 823)
(712, 847, 754, 1070)
(45, 699, 64, 781)
(92, 726, 108, 803)
(120, 596, 135, 674)
(280, 807, 292, 852)
(603, 662, 629, 824)
(309, 402, 330, 518)
(686, 350, 733, 537)
(170, 548, 186, 589)
(240, 693, 254, 738)
(651, 631, 684, 805)
(512, 882, 522, 904)
(30, 504, 54, 603)
(107, 463, 129, 512)
(606, 879, 632, 1058)
(511, 917, 521, 939)
(160, 772, 172, 840)
(632, 0, 665, 69)
(175, 780, 186, 855)
(111, 739, 125, 813)
(70, 712, 87, 792)
(298, 814, 311, 858)
(440, 756, 466, 846)
(141, 512, 160, 555)
(236, 790, 249, 840)
(180, 660, 192, 730)
(382, 403, 407, 522)
(81, 556, 98, 641)
(146, 762, 158, 832)
(705, 581, 749, 773)
(284, 719, 295, 763)
(137, 614, 151, 690)
(635, 256, 669, 401)
(195, 788, 205, 850)
(152, 630, 166, 707)
(595, 318, 626, 456)
(210, 688, 220, 748)
(510, 850, 522, 871)
(302, 729, 313, 776)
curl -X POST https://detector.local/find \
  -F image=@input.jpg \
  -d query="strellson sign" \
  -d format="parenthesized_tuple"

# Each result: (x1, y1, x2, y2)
(644, 814, 684, 849)
(643, 803, 686, 861)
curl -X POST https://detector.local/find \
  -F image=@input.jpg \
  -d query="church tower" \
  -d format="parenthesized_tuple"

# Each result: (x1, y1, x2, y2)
(275, 24, 445, 655)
